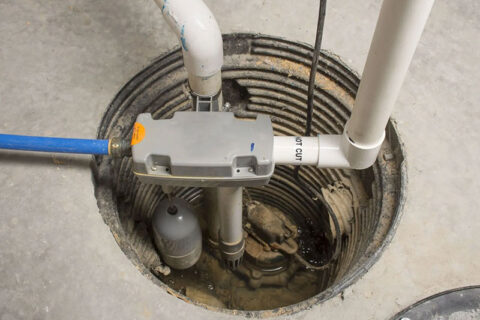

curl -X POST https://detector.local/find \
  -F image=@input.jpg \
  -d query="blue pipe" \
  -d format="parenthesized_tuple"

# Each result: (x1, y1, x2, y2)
(0, 134, 110, 155)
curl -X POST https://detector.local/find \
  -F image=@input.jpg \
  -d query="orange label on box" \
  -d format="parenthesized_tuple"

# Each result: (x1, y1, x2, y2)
(131, 122, 146, 145)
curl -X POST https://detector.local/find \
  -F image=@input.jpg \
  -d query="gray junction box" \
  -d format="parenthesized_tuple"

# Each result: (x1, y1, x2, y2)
(131, 112, 274, 187)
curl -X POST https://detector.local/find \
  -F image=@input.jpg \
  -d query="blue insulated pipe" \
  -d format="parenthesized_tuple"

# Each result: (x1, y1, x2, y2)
(0, 134, 110, 155)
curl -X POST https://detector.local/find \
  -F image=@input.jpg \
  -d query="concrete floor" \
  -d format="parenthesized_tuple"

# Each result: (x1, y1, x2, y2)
(0, 0, 479, 319)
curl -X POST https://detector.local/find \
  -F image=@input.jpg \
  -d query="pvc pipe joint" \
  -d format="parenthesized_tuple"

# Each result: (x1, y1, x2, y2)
(339, 129, 385, 169)
(154, 0, 223, 96)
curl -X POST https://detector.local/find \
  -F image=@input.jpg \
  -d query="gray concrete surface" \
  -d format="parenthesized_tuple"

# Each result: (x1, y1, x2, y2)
(0, 0, 479, 319)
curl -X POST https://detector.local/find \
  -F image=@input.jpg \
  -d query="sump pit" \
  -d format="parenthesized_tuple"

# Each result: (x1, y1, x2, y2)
(93, 34, 406, 316)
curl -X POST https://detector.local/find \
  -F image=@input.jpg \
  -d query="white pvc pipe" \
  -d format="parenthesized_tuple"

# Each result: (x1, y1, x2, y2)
(317, 135, 350, 168)
(273, 136, 319, 165)
(217, 187, 243, 244)
(273, 136, 350, 167)
(343, 0, 434, 169)
(153, 0, 432, 170)
(154, 0, 223, 95)
(275, 0, 433, 169)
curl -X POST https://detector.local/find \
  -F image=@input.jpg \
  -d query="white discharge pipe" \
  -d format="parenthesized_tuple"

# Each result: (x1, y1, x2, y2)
(342, 0, 434, 169)
(273, 136, 319, 165)
(274, 0, 434, 169)
(273, 136, 349, 168)
(153, 0, 223, 96)
(217, 187, 243, 245)
(153, 0, 433, 170)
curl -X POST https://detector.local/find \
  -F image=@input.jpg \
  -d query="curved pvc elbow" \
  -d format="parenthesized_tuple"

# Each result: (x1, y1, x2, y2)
(339, 130, 384, 169)
(315, 132, 384, 169)
(154, 0, 223, 79)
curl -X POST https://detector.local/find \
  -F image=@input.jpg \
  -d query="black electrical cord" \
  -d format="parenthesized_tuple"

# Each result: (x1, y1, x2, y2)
(293, 0, 342, 267)
(304, 0, 327, 137)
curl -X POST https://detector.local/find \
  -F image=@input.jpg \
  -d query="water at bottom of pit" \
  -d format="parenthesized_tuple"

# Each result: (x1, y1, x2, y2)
(158, 250, 323, 310)
(155, 202, 330, 311)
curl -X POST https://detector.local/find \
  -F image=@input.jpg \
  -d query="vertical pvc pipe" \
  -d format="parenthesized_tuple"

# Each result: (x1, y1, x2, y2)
(217, 187, 243, 244)
(217, 186, 244, 269)
(345, 0, 434, 148)
(276, 0, 433, 170)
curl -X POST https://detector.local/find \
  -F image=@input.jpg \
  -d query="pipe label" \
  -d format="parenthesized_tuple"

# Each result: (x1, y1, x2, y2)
(131, 122, 146, 146)
(295, 137, 303, 161)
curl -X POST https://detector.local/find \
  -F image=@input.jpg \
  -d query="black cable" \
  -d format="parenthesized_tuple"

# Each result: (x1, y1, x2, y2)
(293, 0, 342, 267)
(305, 0, 327, 137)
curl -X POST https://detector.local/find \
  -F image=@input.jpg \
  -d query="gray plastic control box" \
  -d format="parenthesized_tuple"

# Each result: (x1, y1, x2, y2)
(131, 112, 274, 187)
